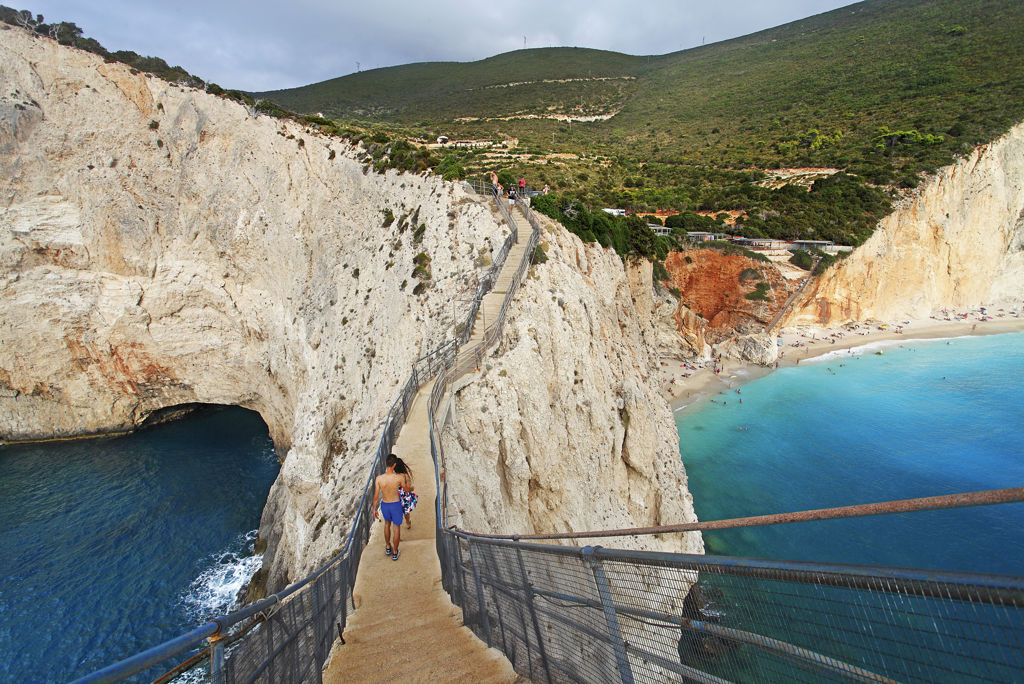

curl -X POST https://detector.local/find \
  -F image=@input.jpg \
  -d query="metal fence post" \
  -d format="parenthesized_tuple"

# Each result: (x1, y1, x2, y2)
(583, 546, 635, 684)
(468, 541, 493, 647)
(209, 635, 225, 684)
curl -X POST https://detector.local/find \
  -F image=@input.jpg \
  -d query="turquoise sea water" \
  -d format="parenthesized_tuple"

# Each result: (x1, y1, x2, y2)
(676, 331, 1024, 575)
(0, 407, 278, 682)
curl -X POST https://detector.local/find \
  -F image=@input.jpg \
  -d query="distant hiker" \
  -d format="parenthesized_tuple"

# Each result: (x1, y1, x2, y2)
(519, 177, 526, 194)
(394, 457, 418, 529)
(542, 184, 549, 195)
(490, 171, 499, 195)
(373, 453, 411, 561)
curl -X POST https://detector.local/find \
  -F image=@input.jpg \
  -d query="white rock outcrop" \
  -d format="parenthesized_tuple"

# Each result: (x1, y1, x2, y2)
(0, 27, 510, 590)
(786, 122, 1024, 325)
(441, 214, 704, 556)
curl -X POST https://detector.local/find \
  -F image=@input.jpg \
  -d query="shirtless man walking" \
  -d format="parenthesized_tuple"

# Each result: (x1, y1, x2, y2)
(373, 453, 410, 561)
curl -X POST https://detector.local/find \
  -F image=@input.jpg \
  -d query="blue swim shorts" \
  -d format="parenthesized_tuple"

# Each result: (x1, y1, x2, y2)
(381, 500, 404, 526)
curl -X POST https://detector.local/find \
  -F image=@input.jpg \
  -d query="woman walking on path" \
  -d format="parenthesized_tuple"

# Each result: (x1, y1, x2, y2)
(394, 457, 418, 529)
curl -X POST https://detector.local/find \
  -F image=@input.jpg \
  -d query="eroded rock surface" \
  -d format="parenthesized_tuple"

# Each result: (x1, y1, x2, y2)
(441, 214, 704, 556)
(0, 27, 509, 589)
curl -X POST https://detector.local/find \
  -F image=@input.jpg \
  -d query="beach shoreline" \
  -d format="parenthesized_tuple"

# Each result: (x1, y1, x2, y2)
(660, 310, 1024, 412)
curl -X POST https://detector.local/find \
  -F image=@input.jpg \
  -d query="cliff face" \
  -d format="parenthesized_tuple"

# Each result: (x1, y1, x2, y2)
(0, 28, 509, 588)
(441, 213, 704, 556)
(786, 122, 1024, 325)
(663, 248, 797, 344)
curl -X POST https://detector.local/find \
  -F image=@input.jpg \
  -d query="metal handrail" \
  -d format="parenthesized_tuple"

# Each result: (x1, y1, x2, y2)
(458, 487, 1024, 541)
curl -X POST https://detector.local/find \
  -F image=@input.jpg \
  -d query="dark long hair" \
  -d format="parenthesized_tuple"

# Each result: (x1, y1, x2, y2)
(389, 453, 413, 481)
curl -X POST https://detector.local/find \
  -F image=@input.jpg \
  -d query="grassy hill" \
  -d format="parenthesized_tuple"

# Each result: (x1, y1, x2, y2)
(260, 0, 1023, 176)
(253, 0, 1024, 249)
(254, 48, 648, 125)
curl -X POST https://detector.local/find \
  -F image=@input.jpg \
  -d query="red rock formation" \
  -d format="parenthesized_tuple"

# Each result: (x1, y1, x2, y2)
(663, 249, 797, 342)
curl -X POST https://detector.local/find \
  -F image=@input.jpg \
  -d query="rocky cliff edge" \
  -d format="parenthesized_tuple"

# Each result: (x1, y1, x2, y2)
(786, 122, 1024, 325)
(441, 211, 704, 555)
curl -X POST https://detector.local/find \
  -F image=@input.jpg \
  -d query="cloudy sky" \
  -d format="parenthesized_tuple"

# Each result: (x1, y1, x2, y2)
(18, 1, 856, 91)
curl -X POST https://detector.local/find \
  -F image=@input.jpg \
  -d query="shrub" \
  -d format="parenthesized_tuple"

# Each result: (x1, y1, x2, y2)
(789, 249, 813, 270)
(652, 259, 669, 282)
(746, 282, 771, 301)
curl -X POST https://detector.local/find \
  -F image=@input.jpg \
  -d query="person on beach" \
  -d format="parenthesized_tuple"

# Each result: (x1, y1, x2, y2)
(373, 453, 411, 561)
(394, 457, 418, 529)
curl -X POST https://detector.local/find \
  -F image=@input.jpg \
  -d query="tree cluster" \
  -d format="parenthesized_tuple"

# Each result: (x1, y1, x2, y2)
(0, 6, 205, 88)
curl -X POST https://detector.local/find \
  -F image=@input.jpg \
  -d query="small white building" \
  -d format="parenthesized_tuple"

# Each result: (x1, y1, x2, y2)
(793, 239, 835, 252)
(687, 231, 729, 242)
(732, 237, 790, 250)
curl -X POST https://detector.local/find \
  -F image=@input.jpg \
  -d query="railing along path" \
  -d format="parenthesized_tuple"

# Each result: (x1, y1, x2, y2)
(76, 184, 1024, 683)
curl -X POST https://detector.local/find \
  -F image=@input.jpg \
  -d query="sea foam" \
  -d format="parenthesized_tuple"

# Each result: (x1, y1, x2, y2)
(181, 529, 263, 621)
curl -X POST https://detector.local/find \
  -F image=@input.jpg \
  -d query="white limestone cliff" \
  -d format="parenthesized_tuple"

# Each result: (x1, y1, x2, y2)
(441, 213, 705, 556)
(785, 122, 1024, 325)
(0, 27, 510, 589)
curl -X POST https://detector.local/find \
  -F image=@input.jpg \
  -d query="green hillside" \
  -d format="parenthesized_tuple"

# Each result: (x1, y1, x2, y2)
(261, 0, 1024, 172)
(254, 48, 647, 124)
(256, 0, 1024, 250)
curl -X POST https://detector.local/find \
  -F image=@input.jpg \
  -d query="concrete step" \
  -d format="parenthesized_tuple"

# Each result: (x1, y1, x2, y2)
(322, 381, 516, 684)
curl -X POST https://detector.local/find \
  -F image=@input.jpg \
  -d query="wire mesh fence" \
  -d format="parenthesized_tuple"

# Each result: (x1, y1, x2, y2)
(436, 533, 1024, 684)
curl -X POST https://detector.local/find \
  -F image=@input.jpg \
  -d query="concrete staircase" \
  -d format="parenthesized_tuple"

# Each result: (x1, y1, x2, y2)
(321, 201, 531, 683)
(465, 235, 529, 351)
(321, 381, 519, 683)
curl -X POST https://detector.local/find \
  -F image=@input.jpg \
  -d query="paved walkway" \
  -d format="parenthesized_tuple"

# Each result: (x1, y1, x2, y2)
(465, 237, 529, 352)
(322, 213, 529, 682)
(321, 381, 518, 682)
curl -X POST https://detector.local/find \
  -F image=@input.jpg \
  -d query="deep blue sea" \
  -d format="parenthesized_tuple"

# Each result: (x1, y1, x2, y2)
(0, 407, 279, 683)
(676, 331, 1024, 575)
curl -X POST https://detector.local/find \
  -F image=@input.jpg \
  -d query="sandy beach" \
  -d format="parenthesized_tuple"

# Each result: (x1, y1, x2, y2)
(660, 307, 1024, 411)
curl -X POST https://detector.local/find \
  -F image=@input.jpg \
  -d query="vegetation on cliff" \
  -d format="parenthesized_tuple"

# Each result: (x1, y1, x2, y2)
(256, 0, 1024, 247)
(0, 6, 206, 88)
(8, 0, 1024, 251)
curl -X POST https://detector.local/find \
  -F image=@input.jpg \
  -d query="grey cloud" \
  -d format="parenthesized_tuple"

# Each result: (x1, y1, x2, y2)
(22, 0, 854, 90)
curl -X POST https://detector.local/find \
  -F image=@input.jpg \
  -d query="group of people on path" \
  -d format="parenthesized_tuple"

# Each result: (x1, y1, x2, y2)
(372, 453, 418, 561)
(489, 171, 549, 205)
